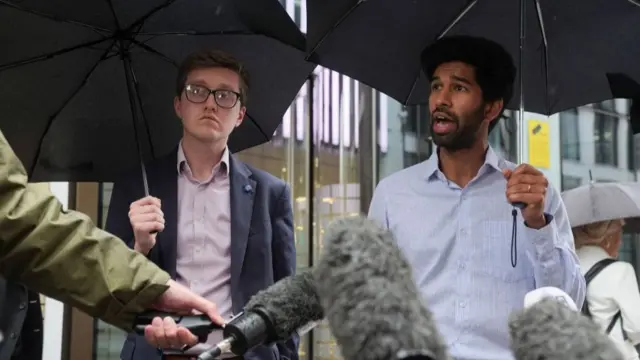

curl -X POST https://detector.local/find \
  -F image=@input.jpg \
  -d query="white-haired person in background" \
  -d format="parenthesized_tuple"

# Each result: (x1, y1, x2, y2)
(574, 219, 640, 360)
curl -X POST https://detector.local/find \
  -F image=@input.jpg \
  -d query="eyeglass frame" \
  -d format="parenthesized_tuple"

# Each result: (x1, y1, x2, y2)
(183, 84, 242, 109)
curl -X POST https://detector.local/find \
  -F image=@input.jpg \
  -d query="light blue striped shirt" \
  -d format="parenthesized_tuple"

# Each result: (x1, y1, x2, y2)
(368, 147, 585, 360)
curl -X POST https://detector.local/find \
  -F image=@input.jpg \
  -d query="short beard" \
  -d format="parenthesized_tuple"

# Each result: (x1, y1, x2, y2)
(430, 105, 485, 151)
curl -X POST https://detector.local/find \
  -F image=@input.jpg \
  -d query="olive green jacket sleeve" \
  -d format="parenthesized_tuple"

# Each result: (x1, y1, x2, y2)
(0, 130, 171, 331)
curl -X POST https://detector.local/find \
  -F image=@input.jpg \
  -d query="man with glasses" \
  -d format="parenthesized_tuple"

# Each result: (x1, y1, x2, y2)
(106, 50, 297, 360)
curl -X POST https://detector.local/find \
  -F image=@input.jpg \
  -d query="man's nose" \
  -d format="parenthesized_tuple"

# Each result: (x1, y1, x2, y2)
(433, 89, 452, 108)
(204, 93, 217, 110)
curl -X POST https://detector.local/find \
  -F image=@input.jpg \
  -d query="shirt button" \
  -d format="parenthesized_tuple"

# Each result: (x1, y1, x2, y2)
(460, 228, 466, 235)
(459, 302, 467, 308)
(459, 262, 466, 270)
(10, 332, 16, 339)
(18, 302, 26, 310)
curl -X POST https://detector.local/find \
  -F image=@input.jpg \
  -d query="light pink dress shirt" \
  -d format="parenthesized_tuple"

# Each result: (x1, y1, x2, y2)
(175, 143, 233, 354)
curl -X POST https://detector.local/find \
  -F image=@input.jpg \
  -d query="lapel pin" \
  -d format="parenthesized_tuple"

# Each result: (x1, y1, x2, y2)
(243, 184, 253, 193)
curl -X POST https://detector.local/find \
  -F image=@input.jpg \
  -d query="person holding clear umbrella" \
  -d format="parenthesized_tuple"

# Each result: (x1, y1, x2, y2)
(563, 181, 640, 359)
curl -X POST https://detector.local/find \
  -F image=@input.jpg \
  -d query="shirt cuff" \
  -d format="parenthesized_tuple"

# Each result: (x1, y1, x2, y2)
(106, 272, 171, 332)
(523, 213, 559, 255)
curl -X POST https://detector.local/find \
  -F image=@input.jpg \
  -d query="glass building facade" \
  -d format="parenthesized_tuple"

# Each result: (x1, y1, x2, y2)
(39, 1, 639, 359)
(558, 99, 640, 268)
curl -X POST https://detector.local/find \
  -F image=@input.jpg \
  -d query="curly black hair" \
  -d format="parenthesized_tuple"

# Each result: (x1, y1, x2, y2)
(421, 35, 516, 126)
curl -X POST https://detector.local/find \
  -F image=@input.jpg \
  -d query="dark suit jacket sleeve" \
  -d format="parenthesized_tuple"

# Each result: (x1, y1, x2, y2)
(106, 178, 135, 249)
(271, 183, 299, 360)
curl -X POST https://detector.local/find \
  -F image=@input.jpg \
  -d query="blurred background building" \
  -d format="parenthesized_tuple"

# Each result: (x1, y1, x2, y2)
(36, 1, 640, 359)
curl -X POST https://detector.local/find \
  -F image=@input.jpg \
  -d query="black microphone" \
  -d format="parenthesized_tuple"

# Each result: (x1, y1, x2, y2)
(197, 270, 324, 360)
(314, 215, 451, 360)
(509, 297, 623, 360)
(133, 311, 222, 346)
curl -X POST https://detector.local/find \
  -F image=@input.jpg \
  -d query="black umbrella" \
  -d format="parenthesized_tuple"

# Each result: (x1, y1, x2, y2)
(0, 0, 315, 188)
(306, 0, 640, 116)
(607, 73, 640, 133)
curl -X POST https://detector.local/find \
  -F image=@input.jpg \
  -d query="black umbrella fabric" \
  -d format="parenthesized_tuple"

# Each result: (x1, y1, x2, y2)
(0, 0, 315, 183)
(306, 0, 640, 115)
(607, 73, 640, 134)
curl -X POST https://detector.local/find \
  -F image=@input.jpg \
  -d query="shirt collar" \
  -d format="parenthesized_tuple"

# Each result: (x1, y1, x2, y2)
(424, 145, 503, 181)
(177, 141, 230, 177)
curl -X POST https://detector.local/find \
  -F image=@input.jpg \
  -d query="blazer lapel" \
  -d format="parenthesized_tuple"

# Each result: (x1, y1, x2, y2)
(150, 149, 179, 278)
(229, 155, 255, 308)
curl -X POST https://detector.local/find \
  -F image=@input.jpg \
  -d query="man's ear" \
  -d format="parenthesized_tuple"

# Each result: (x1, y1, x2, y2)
(484, 99, 504, 125)
(235, 106, 246, 127)
(174, 96, 182, 118)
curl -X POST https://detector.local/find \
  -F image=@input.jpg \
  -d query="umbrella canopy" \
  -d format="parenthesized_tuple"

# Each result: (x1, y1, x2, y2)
(607, 73, 640, 133)
(561, 181, 640, 233)
(0, 0, 315, 183)
(305, 0, 640, 115)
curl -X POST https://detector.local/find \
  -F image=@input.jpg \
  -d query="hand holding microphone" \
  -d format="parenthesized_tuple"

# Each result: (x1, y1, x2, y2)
(134, 280, 225, 351)
(196, 270, 324, 360)
(133, 311, 222, 350)
(188, 214, 451, 360)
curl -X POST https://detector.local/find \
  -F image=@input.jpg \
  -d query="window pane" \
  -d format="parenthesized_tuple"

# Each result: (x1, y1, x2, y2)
(560, 109, 580, 161)
(378, 101, 432, 180)
(561, 175, 582, 191)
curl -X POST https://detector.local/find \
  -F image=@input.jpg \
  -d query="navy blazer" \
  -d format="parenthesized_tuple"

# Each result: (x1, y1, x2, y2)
(106, 149, 298, 360)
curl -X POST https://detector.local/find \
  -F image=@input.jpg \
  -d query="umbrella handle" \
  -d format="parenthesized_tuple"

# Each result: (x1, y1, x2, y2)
(140, 162, 162, 235)
(512, 202, 526, 209)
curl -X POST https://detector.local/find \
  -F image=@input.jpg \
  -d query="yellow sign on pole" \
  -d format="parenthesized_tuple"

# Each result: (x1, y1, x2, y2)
(528, 120, 550, 169)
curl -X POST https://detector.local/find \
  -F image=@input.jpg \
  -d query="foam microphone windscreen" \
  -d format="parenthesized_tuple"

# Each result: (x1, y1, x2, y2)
(244, 269, 324, 340)
(509, 297, 623, 360)
(314, 215, 450, 360)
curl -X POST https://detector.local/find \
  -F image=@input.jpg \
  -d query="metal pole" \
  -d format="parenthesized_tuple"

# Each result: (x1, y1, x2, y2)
(120, 47, 151, 197)
(517, 0, 527, 164)
(371, 87, 379, 190)
(304, 74, 315, 360)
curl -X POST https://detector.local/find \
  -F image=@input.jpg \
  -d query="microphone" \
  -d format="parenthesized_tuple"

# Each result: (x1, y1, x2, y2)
(197, 270, 324, 360)
(523, 286, 578, 311)
(314, 215, 450, 360)
(509, 297, 623, 360)
(133, 311, 222, 345)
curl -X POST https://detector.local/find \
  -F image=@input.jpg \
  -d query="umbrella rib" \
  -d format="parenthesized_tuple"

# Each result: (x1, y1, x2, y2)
(0, 37, 110, 72)
(404, 0, 477, 104)
(534, 0, 550, 114)
(128, 61, 157, 159)
(0, 0, 110, 34)
(131, 39, 179, 67)
(244, 112, 269, 141)
(136, 30, 255, 36)
(28, 40, 117, 178)
(124, 0, 179, 33)
(103, 0, 122, 29)
(305, 0, 366, 57)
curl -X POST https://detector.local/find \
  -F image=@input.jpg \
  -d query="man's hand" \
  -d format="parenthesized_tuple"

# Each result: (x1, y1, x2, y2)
(503, 164, 548, 229)
(129, 196, 164, 254)
(145, 280, 225, 350)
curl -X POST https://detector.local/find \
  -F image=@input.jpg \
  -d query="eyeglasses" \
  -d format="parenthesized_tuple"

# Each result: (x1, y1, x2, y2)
(184, 84, 241, 109)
